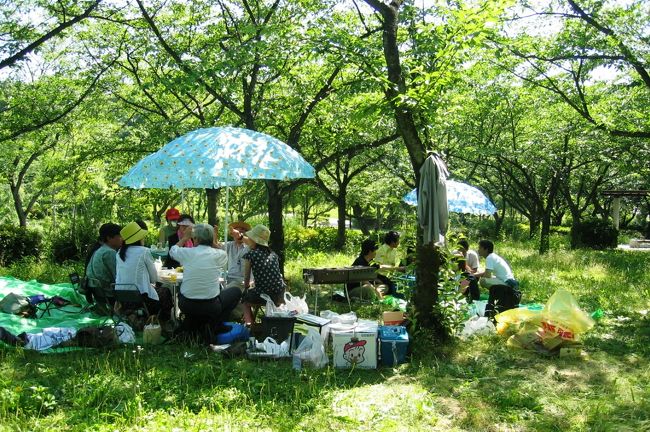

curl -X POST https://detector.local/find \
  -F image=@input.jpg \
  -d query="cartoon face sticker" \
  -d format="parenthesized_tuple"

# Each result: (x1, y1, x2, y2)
(343, 339, 367, 364)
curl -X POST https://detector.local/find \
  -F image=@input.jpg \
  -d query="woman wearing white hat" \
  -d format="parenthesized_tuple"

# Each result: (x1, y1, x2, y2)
(241, 224, 286, 325)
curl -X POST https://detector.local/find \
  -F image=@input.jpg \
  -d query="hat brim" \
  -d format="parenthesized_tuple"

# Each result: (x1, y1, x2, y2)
(229, 222, 251, 232)
(245, 229, 268, 247)
(166, 215, 180, 221)
(124, 228, 148, 245)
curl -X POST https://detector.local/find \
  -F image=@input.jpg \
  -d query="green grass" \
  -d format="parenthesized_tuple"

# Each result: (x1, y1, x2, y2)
(1, 237, 649, 431)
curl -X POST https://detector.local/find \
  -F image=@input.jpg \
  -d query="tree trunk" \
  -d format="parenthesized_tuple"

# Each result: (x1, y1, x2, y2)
(206, 188, 219, 227)
(9, 184, 27, 227)
(363, 0, 438, 333)
(335, 195, 347, 250)
(539, 173, 561, 254)
(528, 215, 540, 239)
(352, 205, 371, 235)
(265, 180, 285, 272)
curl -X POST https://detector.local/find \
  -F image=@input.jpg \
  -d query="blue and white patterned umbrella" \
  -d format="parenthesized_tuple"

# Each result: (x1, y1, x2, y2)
(404, 179, 497, 216)
(119, 127, 315, 241)
(119, 127, 315, 189)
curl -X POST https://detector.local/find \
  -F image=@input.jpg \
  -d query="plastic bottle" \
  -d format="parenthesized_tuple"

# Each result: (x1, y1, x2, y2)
(292, 353, 302, 370)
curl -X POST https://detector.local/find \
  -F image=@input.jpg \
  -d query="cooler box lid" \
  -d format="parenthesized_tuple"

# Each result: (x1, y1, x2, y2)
(379, 325, 409, 341)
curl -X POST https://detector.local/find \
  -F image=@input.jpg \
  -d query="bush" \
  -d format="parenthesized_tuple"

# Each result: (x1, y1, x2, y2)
(285, 226, 364, 255)
(571, 217, 618, 249)
(49, 225, 97, 264)
(0, 224, 42, 266)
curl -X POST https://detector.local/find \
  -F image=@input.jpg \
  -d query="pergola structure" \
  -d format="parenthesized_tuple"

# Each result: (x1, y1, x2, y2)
(602, 190, 650, 229)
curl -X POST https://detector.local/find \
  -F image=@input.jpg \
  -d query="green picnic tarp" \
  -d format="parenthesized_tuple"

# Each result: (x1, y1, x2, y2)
(0, 276, 112, 335)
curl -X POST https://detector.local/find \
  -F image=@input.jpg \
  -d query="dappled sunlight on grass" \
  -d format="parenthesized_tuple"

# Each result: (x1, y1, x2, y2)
(310, 382, 444, 431)
(2, 238, 650, 431)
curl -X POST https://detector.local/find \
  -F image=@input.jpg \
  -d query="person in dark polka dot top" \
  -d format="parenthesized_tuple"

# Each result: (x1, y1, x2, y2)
(241, 224, 286, 325)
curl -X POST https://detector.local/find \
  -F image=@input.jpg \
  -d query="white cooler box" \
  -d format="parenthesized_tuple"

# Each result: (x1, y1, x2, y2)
(331, 320, 378, 369)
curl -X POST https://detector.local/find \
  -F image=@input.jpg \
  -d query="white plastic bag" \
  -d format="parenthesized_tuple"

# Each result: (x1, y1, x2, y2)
(331, 311, 357, 325)
(283, 292, 309, 315)
(115, 322, 136, 344)
(320, 310, 338, 320)
(293, 328, 328, 368)
(460, 316, 495, 339)
(252, 336, 290, 358)
(260, 294, 290, 317)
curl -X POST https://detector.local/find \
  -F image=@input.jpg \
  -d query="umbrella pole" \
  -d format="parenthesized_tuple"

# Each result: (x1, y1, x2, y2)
(224, 185, 230, 243)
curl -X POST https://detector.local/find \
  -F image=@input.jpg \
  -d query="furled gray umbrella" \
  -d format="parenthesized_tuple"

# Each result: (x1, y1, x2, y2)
(417, 153, 449, 245)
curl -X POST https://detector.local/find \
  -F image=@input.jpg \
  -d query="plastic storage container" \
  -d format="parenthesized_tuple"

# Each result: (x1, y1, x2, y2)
(379, 325, 409, 366)
(331, 320, 378, 369)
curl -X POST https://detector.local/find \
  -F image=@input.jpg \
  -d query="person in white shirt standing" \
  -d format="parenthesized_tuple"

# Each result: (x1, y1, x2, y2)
(116, 221, 173, 322)
(170, 223, 241, 343)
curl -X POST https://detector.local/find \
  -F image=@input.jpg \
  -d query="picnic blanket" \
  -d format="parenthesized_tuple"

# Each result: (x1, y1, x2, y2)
(0, 276, 111, 336)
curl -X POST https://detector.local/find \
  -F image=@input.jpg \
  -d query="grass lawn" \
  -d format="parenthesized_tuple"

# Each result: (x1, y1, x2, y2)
(1, 239, 649, 431)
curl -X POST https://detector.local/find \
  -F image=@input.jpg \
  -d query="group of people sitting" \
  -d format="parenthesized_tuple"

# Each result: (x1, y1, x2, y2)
(346, 231, 521, 314)
(82, 208, 286, 343)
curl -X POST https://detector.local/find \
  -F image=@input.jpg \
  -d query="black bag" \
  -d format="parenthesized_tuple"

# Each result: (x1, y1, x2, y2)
(76, 326, 117, 348)
(260, 316, 295, 344)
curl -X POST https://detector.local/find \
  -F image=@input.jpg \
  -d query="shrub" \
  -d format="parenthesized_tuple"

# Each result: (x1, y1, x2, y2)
(285, 225, 364, 255)
(571, 217, 618, 249)
(0, 224, 42, 266)
(49, 225, 97, 264)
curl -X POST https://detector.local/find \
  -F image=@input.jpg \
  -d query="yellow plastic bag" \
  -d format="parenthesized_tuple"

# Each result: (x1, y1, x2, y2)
(542, 289, 595, 336)
(495, 307, 543, 336)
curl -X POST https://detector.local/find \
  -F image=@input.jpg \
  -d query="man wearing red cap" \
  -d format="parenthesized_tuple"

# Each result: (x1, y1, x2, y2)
(158, 208, 180, 248)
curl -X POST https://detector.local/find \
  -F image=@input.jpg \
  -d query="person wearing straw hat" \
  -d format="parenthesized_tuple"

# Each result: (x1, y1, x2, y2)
(115, 221, 173, 322)
(241, 224, 286, 326)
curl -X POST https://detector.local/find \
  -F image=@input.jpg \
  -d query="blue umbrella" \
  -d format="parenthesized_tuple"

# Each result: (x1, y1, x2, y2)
(404, 179, 497, 216)
(119, 127, 315, 188)
(119, 127, 316, 240)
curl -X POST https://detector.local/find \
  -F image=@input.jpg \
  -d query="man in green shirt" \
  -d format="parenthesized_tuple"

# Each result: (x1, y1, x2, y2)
(84, 223, 122, 305)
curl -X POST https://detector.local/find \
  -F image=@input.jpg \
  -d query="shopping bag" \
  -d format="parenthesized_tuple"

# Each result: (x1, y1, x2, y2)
(293, 328, 328, 368)
(143, 316, 162, 345)
(542, 289, 595, 336)
(283, 292, 309, 315)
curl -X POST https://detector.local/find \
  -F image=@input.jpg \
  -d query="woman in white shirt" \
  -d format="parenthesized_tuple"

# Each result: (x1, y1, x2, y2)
(169, 223, 241, 343)
(115, 221, 172, 322)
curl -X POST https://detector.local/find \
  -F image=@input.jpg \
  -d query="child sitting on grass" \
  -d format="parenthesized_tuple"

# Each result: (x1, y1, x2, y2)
(241, 224, 286, 325)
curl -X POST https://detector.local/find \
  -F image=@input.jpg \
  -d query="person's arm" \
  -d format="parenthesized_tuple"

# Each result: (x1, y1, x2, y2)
(143, 250, 158, 282)
(243, 258, 252, 289)
(474, 268, 492, 278)
(102, 249, 117, 283)
(175, 228, 192, 248)
(158, 226, 167, 247)
(215, 249, 228, 272)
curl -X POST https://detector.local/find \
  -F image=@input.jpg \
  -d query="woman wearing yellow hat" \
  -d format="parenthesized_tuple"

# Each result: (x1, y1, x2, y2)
(115, 221, 173, 322)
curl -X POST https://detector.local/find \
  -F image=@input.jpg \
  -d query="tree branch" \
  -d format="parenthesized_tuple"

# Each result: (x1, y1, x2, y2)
(0, 0, 102, 70)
